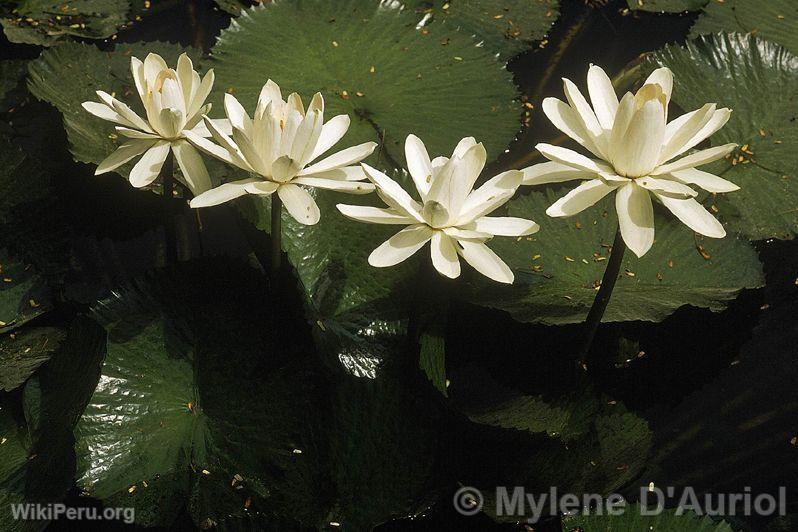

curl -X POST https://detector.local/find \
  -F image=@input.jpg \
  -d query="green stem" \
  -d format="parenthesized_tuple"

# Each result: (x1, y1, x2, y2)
(577, 226, 626, 370)
(270, 193, 282, 275)
(160, 150, 177, 265)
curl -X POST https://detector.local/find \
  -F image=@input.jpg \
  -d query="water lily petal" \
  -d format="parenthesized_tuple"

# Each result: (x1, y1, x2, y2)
(546, 178, 615, 217)
(541, 97, 604, 158)
(244, 181, 279, 195)
(336, 204, 415, 225)
(522, 161, 595, 185)
(430, 232, 461, 279)
(660, 103, 715, 162)
(277, 183, 320, 225)
(458, 170, 522, 224)
(656, 194, 726, 238)
(405, 134, 433, 197)
(224, 93, 253, 135)
(652, 143, 737, 175)
(612, 99, 665, 177)
(369, 224, 433, 267)
(190, 178, 260, 208)
(645, 67, 673, 107)
(172, 140, 211, 195)
(469, 216, 540, 237)
(361, 163, 422, 219)
(292, 177, 374, 194)
(562, 78, 606, 156)
(456, 240, 514, 284)
(616, 182, 655, 258)
(187, 69, 214, 120)
(310, 114, 350, 161)
(95, 139, 156, 175)
(636, 176, 697, 198)
(291, 109, 323, 166)
(587, 64, 618, 131)
(300, 142, 377, 175)
(452, 136, 477, 158)
(667, 168, 739, 193)
(143, 53, 167, 88)
(535, 143, 608, 174)
(129, 141, 170, 188)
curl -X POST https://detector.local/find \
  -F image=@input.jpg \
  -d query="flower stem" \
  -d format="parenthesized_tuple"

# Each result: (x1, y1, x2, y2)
(160, 150, 177, 265)
(270, 193, 282, 275)
(577, 225, 626, 370)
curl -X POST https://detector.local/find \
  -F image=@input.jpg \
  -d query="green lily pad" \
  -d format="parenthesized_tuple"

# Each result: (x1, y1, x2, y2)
(410, 0, 560, 60)
(626, 0, 708, 12)
(0, 316, 106, 532)
(210, 0, 519, 167)
(691, 0, 798, 55)
(1, 0, 132, 46)
(562, 506, 735, 531)
(0, 327, 66, 392)
(462, 189, 763, 325)
(647, 33, 798, 240)
(27, 41, 196, 181)
(0, 250, 51, 335)
(238, 189, 417, 321)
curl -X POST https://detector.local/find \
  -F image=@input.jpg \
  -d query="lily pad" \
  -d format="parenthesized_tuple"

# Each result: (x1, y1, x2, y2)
(626, 0, 708, 12)
(0, 327, 66, 392)
(462, 189, 763, 325)
(209, 0, 519, 167)
(691, 0, 798, 55)
(410, 0, 560, 60)
(0, 250, 51, 335)
(1, 0, 132, 46)
(27, 41, 196, 180)
(647, 33, 798, 240)
(562, 506, 735, 531)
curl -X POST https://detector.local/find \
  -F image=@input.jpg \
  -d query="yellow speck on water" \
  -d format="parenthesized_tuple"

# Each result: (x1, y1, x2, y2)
(493, 14, 504, 19)
(369, 65, 375, 73)
(332, 40, 338, 47)
(625, 270, 635, 277)
(128, 485, 136, 494)
(532, 254, 540, 260)
(564, 256, 574, 262)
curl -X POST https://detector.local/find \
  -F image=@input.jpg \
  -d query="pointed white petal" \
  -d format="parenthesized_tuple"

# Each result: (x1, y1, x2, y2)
(546, 179, 615, 217)
(82, 101, 127, 126)
(130, 57, 146, 101)
(469, 216, 540, 237)
(176, 53, 195, 105)
(277, 184, 320, 225)
(541, 97, 603, 158)
(660, 103, 715, 162)
(129, 141, 170, 188)
(456, 240, 514, 284)
(232, 126, 268, 175)
(308, 92, 324, 115)
(656, 194, 725, 238)
(291, 109, 323, 166)
(360, 163, 422, 219)
(667, 168, 739, 193)
(244, 181, 279, 195)
(662, 107, 732, 163)
(95, 139, 156, 175)
(452, 136, 477, 158)
(652, 143, 737, 175)
(636, 176, 697, 198)
(562, 78, 606, 156)
(587, 65, 619, 131)
(224, 93, 253, 134)
(190, 178, 260, 208)
(608, 92, 636, 162)
(458, 170, 523, 224)
(304, 165, 369, 182)
(535, 143, 608, 174)
(368, 224, 433, 267)
(430, 232, 461, 279)
(612, 99, 666, 177)
(292, 177, 374, 194)
(203, 116, 254, 172)
(522, 161, 595, 185)
(286, 92, 305, 116)
(336, 204, 416, 225)
(405, 134, 433, 197)
(310, 114, 350, 161)
(189, 118, 232, 137)
(644, 67, 673, 105)
(615, 182, 655, 258)
(453, 142, 487, 210)
(300, 142, 377, 175)
(114, 126, 158, 139)
(442, 227, 492, 241)
(184, 129, 237, 167)
(143, 53, 168, 87)
(172, 141, 211, 195)
(187, 69, 214, 120)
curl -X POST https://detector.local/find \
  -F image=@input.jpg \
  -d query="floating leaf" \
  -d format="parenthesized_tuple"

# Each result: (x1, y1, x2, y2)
(462, 189, 763, 325)
(419, 332, 446, 396)
(410, 0, 560, 60)
(691, 0, 798, 55)
(210, 0, 519, 167)
(562, 505, 735, 531)
(1, 0, 132, 46)
(0, 327, 66, 392)
(626, 0, 708, 12)
(647, 33, 798, 240)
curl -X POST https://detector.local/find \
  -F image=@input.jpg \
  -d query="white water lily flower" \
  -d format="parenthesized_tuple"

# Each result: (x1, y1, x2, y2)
(82, 52, 224, 194)
(337, 135, 539, 284)
(522, 65, 739, 257)
(187, 80, 377, 226)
